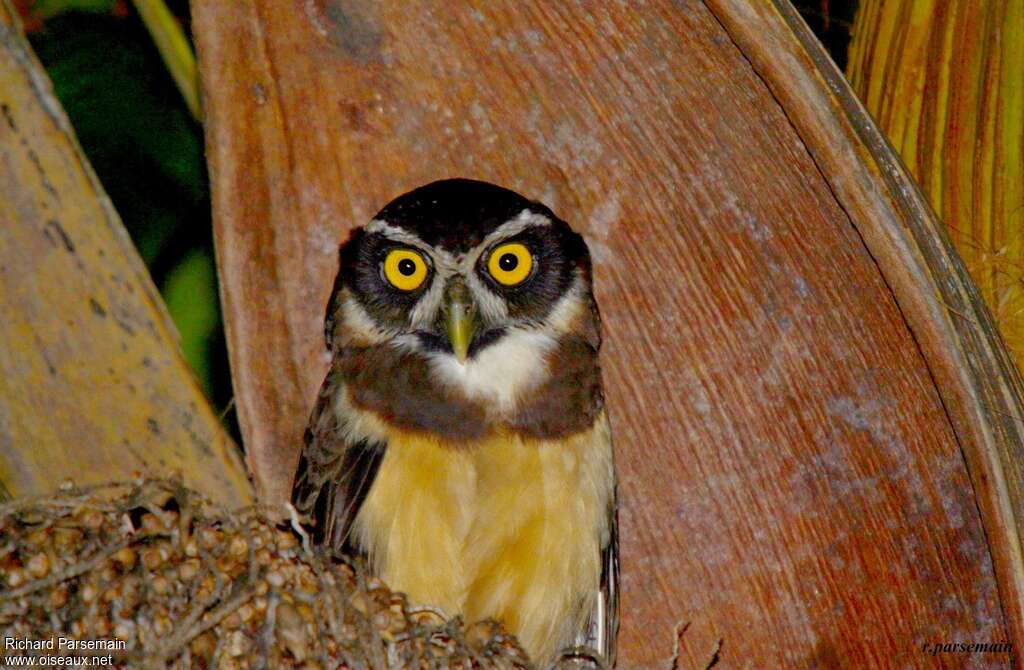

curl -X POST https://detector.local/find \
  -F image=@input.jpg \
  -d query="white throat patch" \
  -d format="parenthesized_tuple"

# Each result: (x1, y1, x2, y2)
(428, 329, 556, 412)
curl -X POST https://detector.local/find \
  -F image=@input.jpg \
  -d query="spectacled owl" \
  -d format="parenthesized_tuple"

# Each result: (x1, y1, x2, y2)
(292, 178, 618, 667)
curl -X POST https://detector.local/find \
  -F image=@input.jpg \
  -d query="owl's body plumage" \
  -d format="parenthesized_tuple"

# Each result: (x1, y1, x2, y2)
(292, 179, 618, 666)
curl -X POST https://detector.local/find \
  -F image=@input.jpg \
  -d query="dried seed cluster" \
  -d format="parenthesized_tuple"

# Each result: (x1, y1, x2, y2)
(0, 479, 532, 669)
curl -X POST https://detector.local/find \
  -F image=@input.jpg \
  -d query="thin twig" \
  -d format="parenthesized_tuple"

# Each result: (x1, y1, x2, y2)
(286, 502, 312, 554)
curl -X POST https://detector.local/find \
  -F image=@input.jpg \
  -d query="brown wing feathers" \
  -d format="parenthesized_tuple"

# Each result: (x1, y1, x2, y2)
(291, 376, 385, 554)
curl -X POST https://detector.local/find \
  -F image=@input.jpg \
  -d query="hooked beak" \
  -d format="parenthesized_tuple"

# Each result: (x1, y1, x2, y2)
(443, 278, 478, 363)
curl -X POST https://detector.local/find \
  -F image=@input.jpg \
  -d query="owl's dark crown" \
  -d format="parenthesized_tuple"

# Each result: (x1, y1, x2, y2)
(374, 178, 558, 252)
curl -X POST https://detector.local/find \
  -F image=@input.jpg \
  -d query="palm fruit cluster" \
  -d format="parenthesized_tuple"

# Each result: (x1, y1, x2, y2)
(0, 478, 533, 669)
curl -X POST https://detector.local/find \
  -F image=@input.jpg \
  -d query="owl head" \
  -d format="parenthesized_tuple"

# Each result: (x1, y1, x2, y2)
(325, 178, 603, 439)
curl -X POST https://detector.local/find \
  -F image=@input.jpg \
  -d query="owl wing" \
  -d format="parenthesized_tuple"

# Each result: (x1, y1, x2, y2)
(291, 370, 385, 554)
(574, 303, 618, 665)
(577, 492, 619, 666)
(572, 417, 618, 666)
(602, 498, 620, 665)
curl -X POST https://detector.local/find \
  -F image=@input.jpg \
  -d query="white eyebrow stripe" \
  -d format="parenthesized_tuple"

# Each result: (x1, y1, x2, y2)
(365, 219, 458, 267)
(460, 208, 552, 271)
(367, 210, 552, 272)
(485, 209, 553, 244)
(365, 219, 426, 246)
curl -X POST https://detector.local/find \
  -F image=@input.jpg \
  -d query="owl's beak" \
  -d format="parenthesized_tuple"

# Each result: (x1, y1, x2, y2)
(443, 277, 478, 363)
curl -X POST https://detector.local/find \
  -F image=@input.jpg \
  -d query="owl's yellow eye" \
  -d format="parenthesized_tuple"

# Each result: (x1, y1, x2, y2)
(383, 248, 428, 291)
(487, 242, 533, 286)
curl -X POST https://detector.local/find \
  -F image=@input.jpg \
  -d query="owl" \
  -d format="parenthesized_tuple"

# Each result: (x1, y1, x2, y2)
(292, 178, 618, 666)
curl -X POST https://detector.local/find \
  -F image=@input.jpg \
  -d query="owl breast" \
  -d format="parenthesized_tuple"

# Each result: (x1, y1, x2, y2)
(351, 414, 614, 665)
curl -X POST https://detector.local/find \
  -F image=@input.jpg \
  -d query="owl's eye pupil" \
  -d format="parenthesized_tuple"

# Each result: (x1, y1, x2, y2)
(397, 258, 417, 276)
(498, 253, 519, 272)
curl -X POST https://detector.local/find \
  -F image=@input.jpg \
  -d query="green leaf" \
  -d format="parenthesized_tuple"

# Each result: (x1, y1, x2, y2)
(32, 0, 118, 20)
(161, 249, 219, 399)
